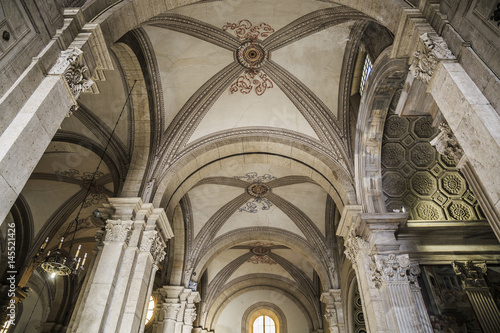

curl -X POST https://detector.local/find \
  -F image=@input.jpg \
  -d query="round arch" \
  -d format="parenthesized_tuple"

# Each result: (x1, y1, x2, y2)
(242, 302, 288, 333)
(82, 0, 409, 45)
(207, 279, 315, 332)
(154, 136, 357, 218)
(354, 47, 408, 213)
(192, 227, 332, 291)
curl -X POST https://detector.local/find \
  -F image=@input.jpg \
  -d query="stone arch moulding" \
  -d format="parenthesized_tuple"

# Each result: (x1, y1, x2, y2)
(192, 227, 332, 292)
(242, 302, 288, 333)
(110, 41, 153, 198)
(355, 46, 408, 214)
(208, 283, 315, 332)
(82, 0, 409, 46)
(154, 136, 357, 219)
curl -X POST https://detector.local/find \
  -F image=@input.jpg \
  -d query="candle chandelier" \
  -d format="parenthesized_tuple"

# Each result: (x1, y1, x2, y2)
(34, 81, 136, 278)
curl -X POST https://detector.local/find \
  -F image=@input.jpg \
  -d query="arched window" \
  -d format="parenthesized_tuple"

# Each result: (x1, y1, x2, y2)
(243, 303, 286, 333)
(145, 296, 155, 325)
(253, 315, 276, 333)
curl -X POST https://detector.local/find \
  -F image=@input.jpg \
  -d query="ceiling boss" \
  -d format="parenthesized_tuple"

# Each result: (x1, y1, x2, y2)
(223, 20, 274, 96)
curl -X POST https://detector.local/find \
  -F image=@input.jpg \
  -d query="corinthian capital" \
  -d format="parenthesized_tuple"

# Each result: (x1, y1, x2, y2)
(49, 48, 95, 98)
(104, 220, 133, 244)
(163, 304, 180, 321)
(452, 261, 488, 289)
(371, 254, 410, 288)
(410, 32, 455, 84)
(343, 226, 370, 265)
(184, 308, 197, 326)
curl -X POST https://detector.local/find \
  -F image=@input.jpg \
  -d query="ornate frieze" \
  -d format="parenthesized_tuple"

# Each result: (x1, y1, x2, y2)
(410, 32, 455, 84)
(430, 121, 464, 164)
(371, 254, 410, 288)
(50, 48, 95, 98)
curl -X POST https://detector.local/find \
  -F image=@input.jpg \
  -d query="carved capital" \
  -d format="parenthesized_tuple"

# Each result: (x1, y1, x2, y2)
(163, 304, 180, 321)
(409, 263, 422, 290)
(139, 231, 156, 252)
(430, 121, 464, 164)
(343, 226, 370, 265)
(452, 261, 488, 289)
(49, 48, 95, 98)
(94, 229, 105, 249)
(410, 32, 455, 84)
(324, 308, 338, 327)
(104, 220, 133, 244)
(150, 234, 166, 265)
(371, 254, 410, 288)
(184, 308, 197, 326)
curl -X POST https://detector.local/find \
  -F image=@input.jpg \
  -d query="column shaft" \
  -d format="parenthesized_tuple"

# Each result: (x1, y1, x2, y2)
(68, 198, 172, 333)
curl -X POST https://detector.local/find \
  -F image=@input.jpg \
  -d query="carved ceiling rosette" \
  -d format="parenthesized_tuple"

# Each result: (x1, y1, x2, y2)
(184, 308, 197, 326)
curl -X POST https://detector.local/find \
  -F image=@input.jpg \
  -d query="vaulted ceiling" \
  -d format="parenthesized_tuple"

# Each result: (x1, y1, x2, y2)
(13, 0, 392, 331)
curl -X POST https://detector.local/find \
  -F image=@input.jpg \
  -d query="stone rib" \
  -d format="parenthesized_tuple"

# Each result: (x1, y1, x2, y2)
(154, 61, 243, 180)
(337, 21, 368, 157)
(200, 251, 255, 326)
(266, 175, 317, 188)
(263, 61, 350, 174)
(146, 14, 241, 51)
(190, 192, 251, 268)
(268, 252, 322, 324)
(262, 7, 370, 52)
(193, 177, 250, 189)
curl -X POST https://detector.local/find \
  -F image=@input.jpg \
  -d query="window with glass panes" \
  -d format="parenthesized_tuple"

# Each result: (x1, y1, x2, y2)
(359, 54, 372, 96)
(253, 315, 276, 333)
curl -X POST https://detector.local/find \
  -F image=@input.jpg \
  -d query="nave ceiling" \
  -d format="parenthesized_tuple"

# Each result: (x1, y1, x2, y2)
(5, 0, 497, 331)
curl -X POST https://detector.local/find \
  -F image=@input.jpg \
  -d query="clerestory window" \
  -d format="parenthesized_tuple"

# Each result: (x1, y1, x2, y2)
(359, 54, 373, 96)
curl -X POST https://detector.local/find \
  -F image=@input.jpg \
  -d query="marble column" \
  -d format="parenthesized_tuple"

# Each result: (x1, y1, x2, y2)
(337, 206, 432, 333)
(371, 254, 423, 333)
(156, 286, 200, 333)
(321, 289, 345, 333)
(452, 261, 500, 333)
(408, 263, 433, 333)
(67, 198, 173, 333)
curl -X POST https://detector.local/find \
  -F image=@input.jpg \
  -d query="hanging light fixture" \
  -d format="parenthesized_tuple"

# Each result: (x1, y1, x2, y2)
(34, 80, 137, 277)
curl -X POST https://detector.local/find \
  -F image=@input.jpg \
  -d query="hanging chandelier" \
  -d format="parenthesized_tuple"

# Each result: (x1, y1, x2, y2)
(34, 80, 137, 278)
